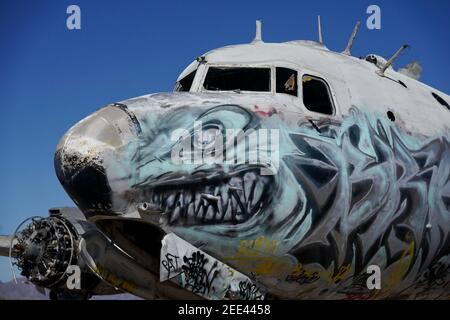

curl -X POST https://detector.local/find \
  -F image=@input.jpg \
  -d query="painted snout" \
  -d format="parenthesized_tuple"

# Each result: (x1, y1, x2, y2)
(54, 104, 141, 216)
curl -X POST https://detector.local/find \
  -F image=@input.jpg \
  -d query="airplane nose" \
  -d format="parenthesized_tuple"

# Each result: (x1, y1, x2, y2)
(54, 104, 140, 216)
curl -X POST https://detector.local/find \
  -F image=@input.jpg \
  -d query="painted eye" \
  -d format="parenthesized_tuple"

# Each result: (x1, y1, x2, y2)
(193, 125, 222, 150)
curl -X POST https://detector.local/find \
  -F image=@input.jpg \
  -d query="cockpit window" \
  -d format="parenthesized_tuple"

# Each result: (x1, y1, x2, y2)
(175, 69, 196, 92)
(203, 67, 271, 92)
(302, 75, 334, 115)
(276, 67, 298, 96)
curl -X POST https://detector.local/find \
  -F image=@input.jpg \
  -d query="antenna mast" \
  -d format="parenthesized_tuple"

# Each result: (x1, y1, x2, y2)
(317, 16, 323, 45)
(376, 44, 409, 76)
(253, 20, 263, 43)
(342, 21, 361, 56)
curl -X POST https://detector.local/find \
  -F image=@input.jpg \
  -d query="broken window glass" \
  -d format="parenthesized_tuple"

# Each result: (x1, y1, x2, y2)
(203, 67, 271, 92)
(302, 75, 334, 115)
(175, 69, 197, 92)
(276, 67, 298, 96)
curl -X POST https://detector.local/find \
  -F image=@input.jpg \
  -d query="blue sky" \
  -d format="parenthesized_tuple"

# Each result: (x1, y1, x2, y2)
(0, 0, 449, 282)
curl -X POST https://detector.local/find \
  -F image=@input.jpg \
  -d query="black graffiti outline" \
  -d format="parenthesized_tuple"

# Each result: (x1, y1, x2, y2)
(181, 251, 219, 295)
(238, 280, 264, 300)
(162, 253, 180, 279)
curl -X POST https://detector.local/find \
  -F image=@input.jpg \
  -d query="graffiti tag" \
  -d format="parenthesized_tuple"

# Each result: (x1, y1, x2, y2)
(162, 253, 180, 279)
(182, 251, 219, 295)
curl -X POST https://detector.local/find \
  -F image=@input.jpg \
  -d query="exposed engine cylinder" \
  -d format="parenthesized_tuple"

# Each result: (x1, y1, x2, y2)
(10, 216, 77, 288)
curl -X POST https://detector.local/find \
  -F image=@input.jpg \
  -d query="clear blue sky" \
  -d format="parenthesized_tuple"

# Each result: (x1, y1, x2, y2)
(0, 0, 449, 282)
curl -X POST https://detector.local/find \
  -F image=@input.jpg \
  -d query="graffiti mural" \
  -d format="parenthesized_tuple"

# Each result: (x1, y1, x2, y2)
(160, 233, 265, 300)
(102, 100, 450, 299)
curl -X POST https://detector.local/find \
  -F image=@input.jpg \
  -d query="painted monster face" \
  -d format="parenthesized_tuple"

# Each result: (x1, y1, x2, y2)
(128, 104, 277, 227)
(90, 101, 311, 261)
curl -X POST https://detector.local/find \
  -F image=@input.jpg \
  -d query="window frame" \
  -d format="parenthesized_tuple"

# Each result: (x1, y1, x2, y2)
(200, 64, 275, 94)
(194, 63, 339, 117)
(300, 73, 336, 116)
(174, 69, 197, 92)
(275, 67, 299, 97)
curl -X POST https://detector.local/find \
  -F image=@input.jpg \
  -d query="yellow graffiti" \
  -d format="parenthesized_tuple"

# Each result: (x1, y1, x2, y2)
(286, 263, 352, 284)
(253, 258, 292, 276)
(369, 241, 415, 299)
(385, 241, 415, 288)
(235, 236, 278, 258)
(228, 236, 354, 281)
(287, 264, 320, 283)
(329, 264, 352, 283)
(291, 264, 320, 279)
(92, 264, 137, 293)
(226, 236, 292, 276)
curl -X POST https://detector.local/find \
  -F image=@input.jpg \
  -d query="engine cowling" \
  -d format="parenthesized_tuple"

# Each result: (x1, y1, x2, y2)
(10, 216, 77, 288)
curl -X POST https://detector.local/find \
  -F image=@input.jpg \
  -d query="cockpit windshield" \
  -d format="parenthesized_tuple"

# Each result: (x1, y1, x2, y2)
(175, 69, 196, 92)
(203, 67, 271, 92)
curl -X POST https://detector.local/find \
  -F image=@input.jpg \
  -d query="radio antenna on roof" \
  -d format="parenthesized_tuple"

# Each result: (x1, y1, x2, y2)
(252, 20, 263, 43)
(317, 16, 324, 45)
(342, 21, 361, 56)
(376, 44, 409, 76)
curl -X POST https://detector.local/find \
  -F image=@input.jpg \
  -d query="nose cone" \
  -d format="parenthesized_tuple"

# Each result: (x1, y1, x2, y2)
(54, 104, 140, 216)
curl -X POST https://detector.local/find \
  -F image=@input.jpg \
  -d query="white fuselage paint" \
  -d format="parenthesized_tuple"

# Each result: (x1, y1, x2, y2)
(171, 41, 450, 137)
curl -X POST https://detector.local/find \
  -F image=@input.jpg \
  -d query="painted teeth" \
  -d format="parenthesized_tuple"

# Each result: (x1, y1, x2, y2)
(197, 205, 205, 219)
(144, 172, 268, 225)
(215, 204, 223, 220)
(167, 194, 176, 208)
(206, 206, 215, 220)
(194, 199, 201, 212)
(222, 191, 229, 206)
(187, 203, 195, 216)
(201, 194, 220, 202)
(170, 207, 180, 223)
(185, 193, 192, 204)
(224, 199, 232, 220)
(244, 172, 257, 202)
(252, 180, 264, 207)
(187, 203, 195, 223)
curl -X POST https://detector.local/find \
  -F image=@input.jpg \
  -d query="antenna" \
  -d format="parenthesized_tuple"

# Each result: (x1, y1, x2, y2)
(317, 16, 323, 44)
(253, 20, 263, 43)
(342, 21, 361, 56)
(376, 44, 409, 76)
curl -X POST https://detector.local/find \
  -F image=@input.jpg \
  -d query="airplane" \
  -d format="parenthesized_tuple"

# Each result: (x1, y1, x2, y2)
(1, 19, 449, 300)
